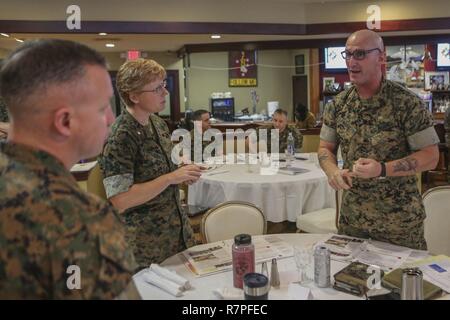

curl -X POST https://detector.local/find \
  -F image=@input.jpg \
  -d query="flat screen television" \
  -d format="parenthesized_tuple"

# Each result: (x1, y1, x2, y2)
(324, 46, 347, 71)
(436, 43, 450, 69)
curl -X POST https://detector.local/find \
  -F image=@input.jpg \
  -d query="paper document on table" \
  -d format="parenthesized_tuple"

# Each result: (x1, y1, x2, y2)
(356, 241, 412, 271)
(319, 234, 412, 271)
(319, 234, 366, 261)
(408, 255, 450, 293)
(181, 235, 293, 277)
(181, 241, 232, 277)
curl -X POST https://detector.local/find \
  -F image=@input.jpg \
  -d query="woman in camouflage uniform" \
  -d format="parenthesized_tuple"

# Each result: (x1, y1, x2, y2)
(98, 59, 202, 268)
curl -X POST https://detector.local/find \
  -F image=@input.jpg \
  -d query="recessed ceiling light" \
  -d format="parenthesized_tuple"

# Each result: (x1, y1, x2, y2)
(15, 38, 24, 43)
(211, 34, 221, 39)
(105, 43, 115, 48)
(99, 32, 107, 36)
(1, 33, 10, 37)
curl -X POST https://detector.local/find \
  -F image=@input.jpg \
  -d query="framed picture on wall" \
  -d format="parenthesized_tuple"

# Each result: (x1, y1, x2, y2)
(295, 54, 305, 74)
(229, 50, 258, 87)
(424, 71, 449, 90)
(323, 77, 335, 92)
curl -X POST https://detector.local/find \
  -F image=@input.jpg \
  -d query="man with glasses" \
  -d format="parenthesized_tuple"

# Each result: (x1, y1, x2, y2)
(318, 29, 440, 250)
(98, 58, 202, 269)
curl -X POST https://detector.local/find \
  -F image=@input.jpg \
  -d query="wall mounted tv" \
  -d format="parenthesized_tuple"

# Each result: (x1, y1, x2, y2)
(436, 43, 450, 69)
(324, 46, 347, 71)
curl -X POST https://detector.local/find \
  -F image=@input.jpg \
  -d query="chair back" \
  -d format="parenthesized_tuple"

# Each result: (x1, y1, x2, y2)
(201, 201, 266, 243)
(335, 188, 344, 229)
(422, 186, 450, 255)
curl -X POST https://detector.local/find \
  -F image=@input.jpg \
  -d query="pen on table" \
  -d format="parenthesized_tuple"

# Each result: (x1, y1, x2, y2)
(206, 170, 229, 176)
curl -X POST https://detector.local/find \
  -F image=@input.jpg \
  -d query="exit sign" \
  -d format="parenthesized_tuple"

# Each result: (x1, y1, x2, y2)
(127, 50, 141, 60)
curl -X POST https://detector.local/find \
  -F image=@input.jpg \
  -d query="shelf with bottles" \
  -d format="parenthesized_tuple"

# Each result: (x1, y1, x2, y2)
(430, 90, 450, 115)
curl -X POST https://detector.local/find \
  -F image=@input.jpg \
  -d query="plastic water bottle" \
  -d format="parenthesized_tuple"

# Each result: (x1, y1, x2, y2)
(286, 132, 295, 166)
(232, 234, 255, 289)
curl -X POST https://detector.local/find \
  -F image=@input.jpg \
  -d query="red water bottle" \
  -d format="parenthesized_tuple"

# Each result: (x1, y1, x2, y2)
(232, 234, 255, 289)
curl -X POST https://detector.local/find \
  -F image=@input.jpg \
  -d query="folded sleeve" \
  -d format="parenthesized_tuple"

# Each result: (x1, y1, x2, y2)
(320, 100, 337, 143)
(99, 130, 137, 199)
(402, 98, 440, 150)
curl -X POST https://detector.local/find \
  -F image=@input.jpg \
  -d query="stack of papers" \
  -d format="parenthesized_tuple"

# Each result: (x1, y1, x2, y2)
(318, 234, 412, 271)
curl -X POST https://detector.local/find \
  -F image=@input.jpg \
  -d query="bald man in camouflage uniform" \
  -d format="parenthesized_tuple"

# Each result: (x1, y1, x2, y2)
(0, 39, 139, 299)
(257, 108, 303, 153)
(319, 30, 439, 250)
(98, 59, 201, 269)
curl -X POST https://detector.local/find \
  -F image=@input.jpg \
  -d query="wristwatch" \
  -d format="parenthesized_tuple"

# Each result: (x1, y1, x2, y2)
(379, 162, 386, 179)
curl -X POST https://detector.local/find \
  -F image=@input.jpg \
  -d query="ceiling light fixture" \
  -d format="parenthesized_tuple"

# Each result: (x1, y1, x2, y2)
(15, 38, 24, 43)
(99, 32, 107, 36)
(211, 34, 221, 39)
(1, 33, 10, 37)
(105, 43, 115, 48)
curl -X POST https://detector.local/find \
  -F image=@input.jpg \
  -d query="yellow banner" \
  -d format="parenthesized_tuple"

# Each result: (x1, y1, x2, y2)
(229, 78, 257, 86)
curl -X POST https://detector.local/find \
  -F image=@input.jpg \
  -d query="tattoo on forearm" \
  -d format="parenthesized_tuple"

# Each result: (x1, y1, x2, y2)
(318, 152, 329, 163)
(393, 157, 418, 173)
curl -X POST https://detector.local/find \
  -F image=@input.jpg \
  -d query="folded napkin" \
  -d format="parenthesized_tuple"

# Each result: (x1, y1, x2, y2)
(143, 270, 184, 297)
(213, 287, 244, 300)
(149, 263, 191, 290)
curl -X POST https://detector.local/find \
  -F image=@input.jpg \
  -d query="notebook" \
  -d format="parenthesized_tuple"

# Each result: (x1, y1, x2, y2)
(277, 167, 310, 175)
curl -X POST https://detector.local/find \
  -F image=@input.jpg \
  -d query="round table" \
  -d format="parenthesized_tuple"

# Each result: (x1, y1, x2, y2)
(188, 154, 335, 222)
(133, 233, 360, 300)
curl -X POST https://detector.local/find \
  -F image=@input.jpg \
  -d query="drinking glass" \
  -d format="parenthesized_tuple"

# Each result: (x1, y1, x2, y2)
(293, 245, 313, 284)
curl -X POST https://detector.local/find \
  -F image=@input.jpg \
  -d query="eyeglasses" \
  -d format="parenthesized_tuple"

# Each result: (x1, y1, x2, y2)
(138, 80, 167, 95)
(341, 48, 382, 60)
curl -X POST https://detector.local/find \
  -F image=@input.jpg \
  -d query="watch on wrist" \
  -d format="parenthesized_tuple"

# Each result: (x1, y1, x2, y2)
(379, 162, 386, 178)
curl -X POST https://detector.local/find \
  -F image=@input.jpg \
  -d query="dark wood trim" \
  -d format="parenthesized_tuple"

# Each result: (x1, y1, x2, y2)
(182, 34, 450, 54)
(1, 17, 449, 35)
(0, 20, 307, 35)
(166, 69, 181, 122)
(2, 17, 450, 55)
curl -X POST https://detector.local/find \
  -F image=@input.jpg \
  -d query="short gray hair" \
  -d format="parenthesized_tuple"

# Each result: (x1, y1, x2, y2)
(0, 39, 106, 116)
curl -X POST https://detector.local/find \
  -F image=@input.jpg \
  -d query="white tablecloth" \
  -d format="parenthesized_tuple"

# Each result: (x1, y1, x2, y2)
(133, 233, 450, 300)
(188, 155, 335, 222)
(134, 233, 357, 300)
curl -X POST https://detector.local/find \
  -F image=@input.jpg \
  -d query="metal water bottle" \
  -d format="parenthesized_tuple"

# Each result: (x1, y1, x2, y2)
(232, 234, 255, 289)
(314, 246, 331, 288)
(401, 268, 424, 300)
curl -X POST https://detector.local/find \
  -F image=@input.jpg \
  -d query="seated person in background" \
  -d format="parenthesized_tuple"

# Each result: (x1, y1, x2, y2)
(190, 109, 217, 162)
(0, 39, 139, 299)
(254, 108, 303, 153)
(295, 103, 316, 129)
(0, 97, 9, 140)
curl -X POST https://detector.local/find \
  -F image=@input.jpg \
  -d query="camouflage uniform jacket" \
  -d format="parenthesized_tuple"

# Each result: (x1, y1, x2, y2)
(98, 109, 195, 268)
(320, 79, 440, 250)
(257, 124, 303, 153)
(0, 142, 136, 299)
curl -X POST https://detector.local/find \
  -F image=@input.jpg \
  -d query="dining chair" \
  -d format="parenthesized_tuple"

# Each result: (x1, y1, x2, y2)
(422, 185, 450, 255)
(200, 201, 266, 243)
(296, 189, 342, 234)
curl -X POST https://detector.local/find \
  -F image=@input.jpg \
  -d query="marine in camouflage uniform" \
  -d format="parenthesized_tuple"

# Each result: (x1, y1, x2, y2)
(98, 109, 196, 269)
(0, 142, 137, 299)
(257, 124, 303, 154)
(320, 79, 440, 250)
